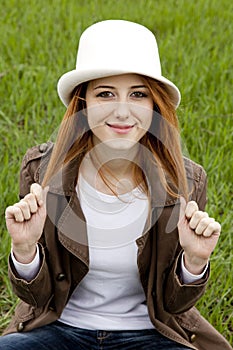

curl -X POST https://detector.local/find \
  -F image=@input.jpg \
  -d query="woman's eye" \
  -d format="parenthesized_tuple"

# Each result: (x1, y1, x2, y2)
(96, 91, 114, 98)
(131, 91, 147, 98)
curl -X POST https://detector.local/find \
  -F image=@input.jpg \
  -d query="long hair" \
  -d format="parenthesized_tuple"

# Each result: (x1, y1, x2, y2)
(140, 77, 188, 199)
(42, 76, 188, 200)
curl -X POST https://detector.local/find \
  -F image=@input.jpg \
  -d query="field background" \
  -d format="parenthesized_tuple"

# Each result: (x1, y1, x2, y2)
(0, 0, 232, 344)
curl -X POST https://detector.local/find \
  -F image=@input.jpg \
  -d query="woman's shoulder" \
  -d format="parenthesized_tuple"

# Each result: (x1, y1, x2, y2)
(183, 157, 207, 208)
(21, 141, 54, 167)
(19, 142, 54, 197)
(183, 156, 207, 183)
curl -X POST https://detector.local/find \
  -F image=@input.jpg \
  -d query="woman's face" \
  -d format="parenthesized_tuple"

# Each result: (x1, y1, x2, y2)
(85, 74, 154, 150)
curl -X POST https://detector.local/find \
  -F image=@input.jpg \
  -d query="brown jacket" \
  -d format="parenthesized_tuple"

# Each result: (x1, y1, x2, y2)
(4, 142, 232, 350)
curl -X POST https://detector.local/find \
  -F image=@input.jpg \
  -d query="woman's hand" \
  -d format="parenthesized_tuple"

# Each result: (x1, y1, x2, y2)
(5, 184, 49, 264)
(178, 197, 221, 275)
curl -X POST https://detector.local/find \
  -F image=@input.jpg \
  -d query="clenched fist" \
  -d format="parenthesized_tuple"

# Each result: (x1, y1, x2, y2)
(178, 197, 221, 274)
(5, 184, 49, 264)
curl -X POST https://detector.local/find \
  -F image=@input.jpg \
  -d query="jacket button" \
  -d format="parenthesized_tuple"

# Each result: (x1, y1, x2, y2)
(56, 273, 66, 281)
(39, 143, 48, 153)
(190, 334, 196, 343)
(17, 322, 24, 332)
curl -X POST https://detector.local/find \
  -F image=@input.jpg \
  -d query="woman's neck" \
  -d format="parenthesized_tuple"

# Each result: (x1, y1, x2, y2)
(80, 142, 140, 195)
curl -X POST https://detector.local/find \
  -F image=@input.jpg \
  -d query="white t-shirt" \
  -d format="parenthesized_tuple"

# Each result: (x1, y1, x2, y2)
(58, 174, 154, 330)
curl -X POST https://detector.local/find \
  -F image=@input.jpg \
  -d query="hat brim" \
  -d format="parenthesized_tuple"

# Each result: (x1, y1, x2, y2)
(57, 68, 181, 109)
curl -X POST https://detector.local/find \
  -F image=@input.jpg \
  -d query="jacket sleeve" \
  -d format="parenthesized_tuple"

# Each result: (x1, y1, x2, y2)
(164, 164, 210, 314)
(8, 145, 53, 308)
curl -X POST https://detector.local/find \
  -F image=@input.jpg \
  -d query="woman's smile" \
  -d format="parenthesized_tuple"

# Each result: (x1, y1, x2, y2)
(105, 122, 136, 134)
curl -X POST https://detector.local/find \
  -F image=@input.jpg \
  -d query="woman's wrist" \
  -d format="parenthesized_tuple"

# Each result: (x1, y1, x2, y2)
(183, 253, 209, 275)
(12, 243, 37, 264)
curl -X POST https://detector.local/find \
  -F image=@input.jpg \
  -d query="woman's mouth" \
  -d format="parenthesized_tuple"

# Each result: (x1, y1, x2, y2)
(106, 123, 135, 134)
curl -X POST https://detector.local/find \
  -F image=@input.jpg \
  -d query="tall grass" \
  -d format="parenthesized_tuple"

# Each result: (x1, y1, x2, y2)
(0, 0, 232, 344)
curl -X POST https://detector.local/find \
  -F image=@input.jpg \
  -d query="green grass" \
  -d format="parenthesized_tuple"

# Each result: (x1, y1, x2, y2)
(0, 0, 232, 345)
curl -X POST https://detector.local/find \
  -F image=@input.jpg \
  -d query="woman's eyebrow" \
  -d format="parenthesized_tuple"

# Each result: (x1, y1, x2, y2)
(93, 85, 148, 90)
(94, 85, 115, 90)
(131, 85, 148, 89)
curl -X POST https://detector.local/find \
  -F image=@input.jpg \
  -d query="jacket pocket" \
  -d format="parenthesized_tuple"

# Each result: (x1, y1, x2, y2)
(10, 301, 36, 333)
(175, 307, 232, 350)
(173, 308, 201, 345)
(175, 307, 200, 333)
(14, 301, 35, 323)
(13, 294, 55, 333)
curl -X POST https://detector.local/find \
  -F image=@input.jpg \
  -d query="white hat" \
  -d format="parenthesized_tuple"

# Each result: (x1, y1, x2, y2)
(57, 20, 181, 108)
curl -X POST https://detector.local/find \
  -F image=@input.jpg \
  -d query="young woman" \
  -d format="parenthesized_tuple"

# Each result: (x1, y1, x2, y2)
(1, 20, 231, 350)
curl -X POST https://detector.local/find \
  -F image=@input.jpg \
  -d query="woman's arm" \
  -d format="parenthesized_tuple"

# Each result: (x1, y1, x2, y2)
(164, 165, 221, 314)
(6, 150, 53, 308)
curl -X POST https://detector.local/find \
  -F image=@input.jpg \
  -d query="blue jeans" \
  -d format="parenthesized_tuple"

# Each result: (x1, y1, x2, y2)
(0, 321, 191, 349)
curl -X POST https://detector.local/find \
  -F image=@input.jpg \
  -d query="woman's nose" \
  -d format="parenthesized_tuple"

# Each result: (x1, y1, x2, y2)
(113, 102, 130, 120)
